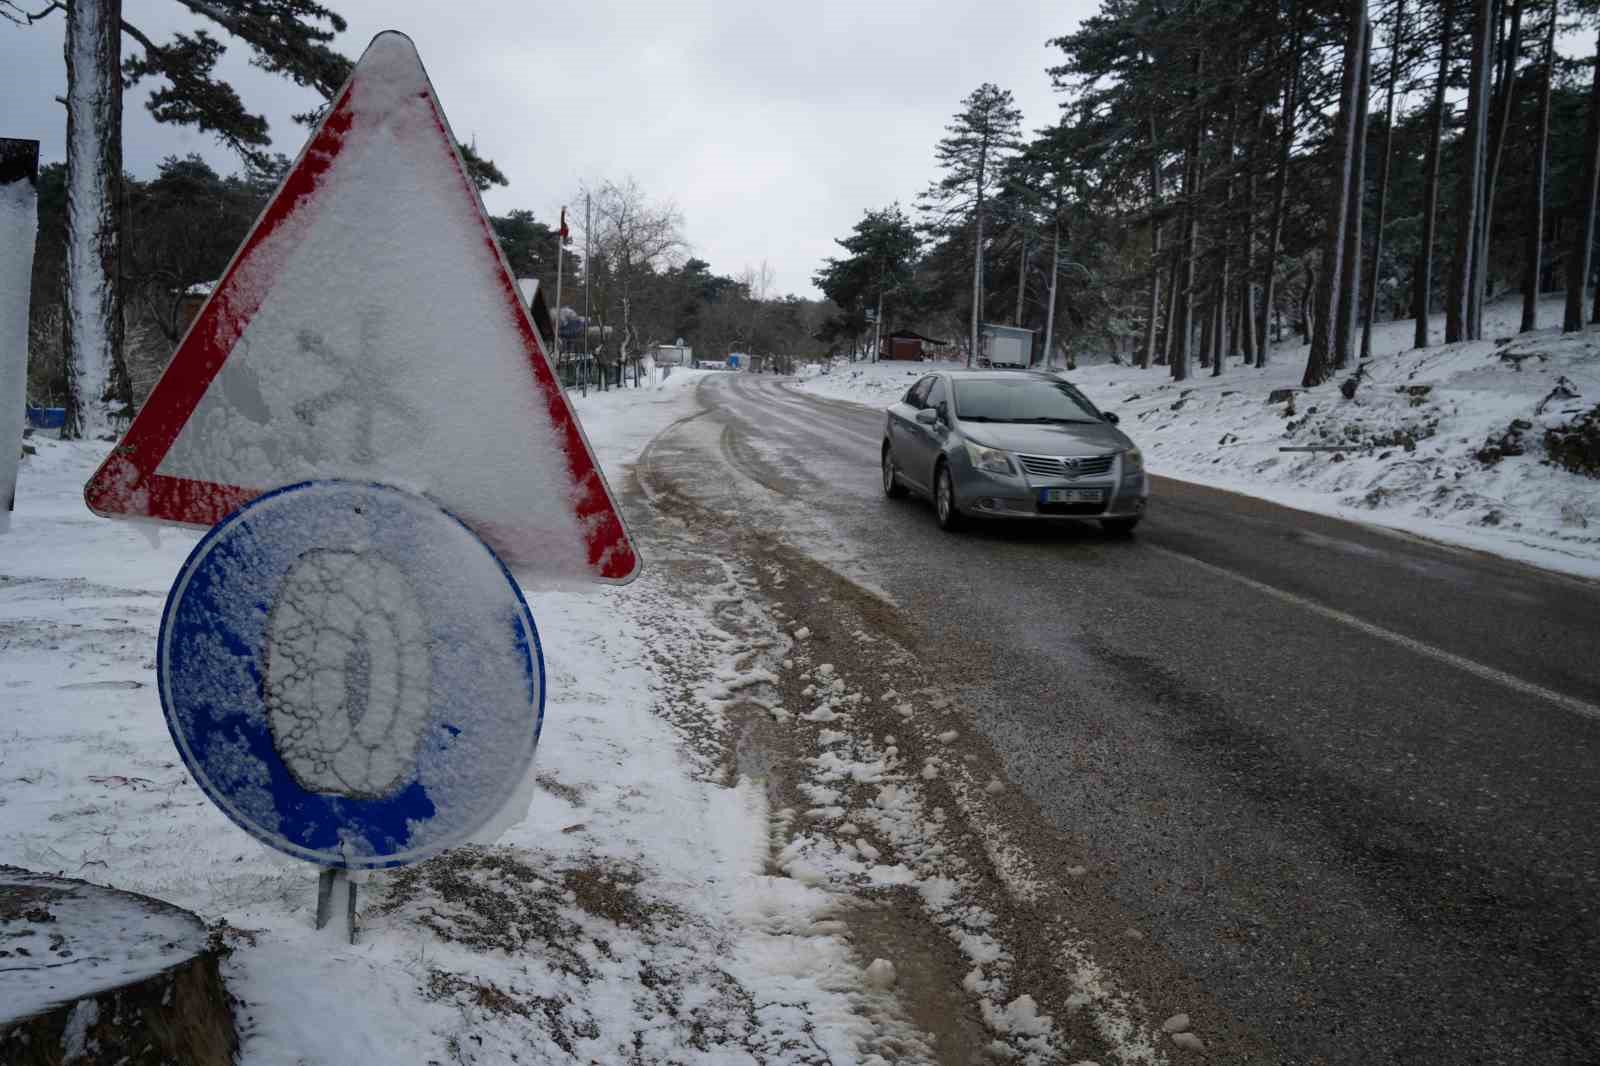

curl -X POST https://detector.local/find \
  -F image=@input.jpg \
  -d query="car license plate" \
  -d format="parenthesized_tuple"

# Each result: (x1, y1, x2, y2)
(1040, 488, 1104, 504)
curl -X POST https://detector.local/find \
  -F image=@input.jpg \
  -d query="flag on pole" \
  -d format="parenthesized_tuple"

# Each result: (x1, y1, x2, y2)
(559, 207, 570, 245)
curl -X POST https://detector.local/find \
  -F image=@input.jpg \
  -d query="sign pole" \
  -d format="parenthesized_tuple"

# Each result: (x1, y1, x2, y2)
(314, 868, 358, 944)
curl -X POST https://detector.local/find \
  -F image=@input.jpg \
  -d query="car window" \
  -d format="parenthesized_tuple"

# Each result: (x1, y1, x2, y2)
(926, 377, 949, 416)
(951, 378, 1103, 424)
(904, 376, 934, 408)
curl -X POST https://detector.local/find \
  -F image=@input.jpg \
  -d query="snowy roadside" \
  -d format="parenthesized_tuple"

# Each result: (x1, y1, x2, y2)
(0, 368, 911, 1063)
(792, 297, 1600, 580)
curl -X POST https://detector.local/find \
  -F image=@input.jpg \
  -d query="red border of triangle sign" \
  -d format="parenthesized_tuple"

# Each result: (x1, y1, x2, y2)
(84, 31, 638, 584)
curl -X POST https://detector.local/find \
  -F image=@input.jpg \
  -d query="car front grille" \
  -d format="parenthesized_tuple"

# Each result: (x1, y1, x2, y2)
(1016, 452, 1116, 480)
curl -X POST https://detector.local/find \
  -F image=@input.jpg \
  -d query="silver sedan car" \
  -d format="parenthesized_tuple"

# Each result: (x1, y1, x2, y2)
(881, 369, 1148, 533)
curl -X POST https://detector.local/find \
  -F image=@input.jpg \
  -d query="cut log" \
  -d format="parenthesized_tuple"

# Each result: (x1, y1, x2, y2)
(0, 866, 237, 1065)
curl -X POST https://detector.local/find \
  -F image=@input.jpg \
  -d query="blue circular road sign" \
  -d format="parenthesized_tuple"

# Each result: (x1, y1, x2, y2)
(158, 480, 545, 868)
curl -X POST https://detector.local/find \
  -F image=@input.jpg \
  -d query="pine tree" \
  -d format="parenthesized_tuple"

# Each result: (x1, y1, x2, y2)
(1306, 0, 1368, 387)
(1477, 0, 1525, 339)
(1336, 20, 1372, 370)
(1260, 0, 1304, 367)
(1522, 0, 1557, 332)
(1361, 0, 1404, 361)
(1566, 28, 1600, 333)
(1447, 0, 1494, 343)
(1414, 1, 1453, 349)
(921, 84, 1023, 366)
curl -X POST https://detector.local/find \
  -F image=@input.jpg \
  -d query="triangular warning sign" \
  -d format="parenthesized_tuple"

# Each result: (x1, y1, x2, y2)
(85, 32, 638, 583)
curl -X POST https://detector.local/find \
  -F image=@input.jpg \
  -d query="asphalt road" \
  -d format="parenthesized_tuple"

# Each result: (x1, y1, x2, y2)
(657, 370, 1600, 1065)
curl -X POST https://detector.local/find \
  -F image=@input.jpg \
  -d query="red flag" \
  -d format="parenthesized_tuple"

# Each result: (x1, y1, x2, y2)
(559, 207, 570, 244)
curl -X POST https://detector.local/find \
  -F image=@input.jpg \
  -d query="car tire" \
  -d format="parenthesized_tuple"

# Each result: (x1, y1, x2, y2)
(1101, 517, 1140, 536)
(935, 462, 963, 532)
(882, 443, 908, 499)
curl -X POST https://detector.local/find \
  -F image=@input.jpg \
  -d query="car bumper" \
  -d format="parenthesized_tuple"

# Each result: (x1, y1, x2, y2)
(954, 465, 1149, 520)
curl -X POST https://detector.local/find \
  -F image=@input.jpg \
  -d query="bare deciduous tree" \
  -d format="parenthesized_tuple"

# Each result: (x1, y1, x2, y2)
(583, 176, 687, 369)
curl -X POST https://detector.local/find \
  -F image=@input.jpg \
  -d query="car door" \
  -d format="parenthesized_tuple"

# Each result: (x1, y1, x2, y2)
(902, 375, 950, 489)
(888, 376, 936, 492)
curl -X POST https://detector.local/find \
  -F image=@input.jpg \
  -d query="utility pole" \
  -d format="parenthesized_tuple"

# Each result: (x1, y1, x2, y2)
(554, 206, 564, 352)
(582, 194, 591, 397)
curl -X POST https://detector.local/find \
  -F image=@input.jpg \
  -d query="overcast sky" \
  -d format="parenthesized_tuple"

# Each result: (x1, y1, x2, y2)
(3, 0, 1098, 298)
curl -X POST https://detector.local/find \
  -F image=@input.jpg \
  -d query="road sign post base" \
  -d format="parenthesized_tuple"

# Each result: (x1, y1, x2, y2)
(314, 868, 358, 944)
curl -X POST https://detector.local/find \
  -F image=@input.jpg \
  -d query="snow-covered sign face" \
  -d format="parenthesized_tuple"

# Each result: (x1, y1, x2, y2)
(83, 32, 637, 585)
(159, 480, 544, 869)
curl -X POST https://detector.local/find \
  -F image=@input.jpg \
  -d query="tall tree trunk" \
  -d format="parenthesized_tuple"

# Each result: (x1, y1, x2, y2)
(1015, 232, 1027, 325)
(1301, 257, 1317, 340)
(1522, 0, 1556, 332)
(1141, 116, 1162, 369)
(1260, 0, 1303, 367)
(1566, 29, 1600, 333)
(970, 163, 986, 366)
(1216, 65, 1241, 375)
(1174, 50, 1204, 382)
(1044, 192, 1062, 364)
(62, 0, 126, 441)
(1336, 20, 1372, 370)
(1305, 0, 1367, 387)
(1241, 104, 1264, 365)
(1447, 0, 1494, 343)
(1478, 0, 1524, 337)
(1362, 0, 1403, 360)
(1415, 2, 1453, 348)
(1212, 284, 1227, 376)
(1159, 252, 1179, 365)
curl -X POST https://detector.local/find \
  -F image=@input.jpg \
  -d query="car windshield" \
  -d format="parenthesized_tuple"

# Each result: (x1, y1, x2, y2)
(952, 379, 1102, 424)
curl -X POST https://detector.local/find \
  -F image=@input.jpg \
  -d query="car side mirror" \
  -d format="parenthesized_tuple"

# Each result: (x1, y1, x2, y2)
(915, 408, 937, 425)
(1103, 411, 1120, 425)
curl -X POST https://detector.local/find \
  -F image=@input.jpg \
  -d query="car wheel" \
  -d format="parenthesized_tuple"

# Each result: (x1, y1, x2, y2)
(882, 443, 908, 499)
(935, 462, 963, 532)
(1101, 517, 1140, 536)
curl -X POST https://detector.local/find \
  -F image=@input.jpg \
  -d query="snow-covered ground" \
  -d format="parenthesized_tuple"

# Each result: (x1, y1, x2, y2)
(794, 296, 1600, 580)
(0, 368, 917, 1063)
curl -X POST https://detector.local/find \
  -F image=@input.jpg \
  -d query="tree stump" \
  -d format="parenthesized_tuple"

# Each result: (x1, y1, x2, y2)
(0, 867, 237, 1065)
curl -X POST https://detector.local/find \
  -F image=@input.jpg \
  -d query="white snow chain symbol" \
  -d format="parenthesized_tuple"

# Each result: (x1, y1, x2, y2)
(264, 549, 431, 798)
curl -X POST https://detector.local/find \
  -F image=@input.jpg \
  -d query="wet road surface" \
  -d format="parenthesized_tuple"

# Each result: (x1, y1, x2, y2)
(642, 371, 1600, 1065)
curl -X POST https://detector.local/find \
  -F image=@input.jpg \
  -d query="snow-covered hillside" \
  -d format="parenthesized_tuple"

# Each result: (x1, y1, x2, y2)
(794, 296, 1600, 580)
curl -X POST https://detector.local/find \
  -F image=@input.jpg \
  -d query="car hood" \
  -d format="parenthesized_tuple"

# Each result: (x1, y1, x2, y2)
(959, 420, 1131, 456)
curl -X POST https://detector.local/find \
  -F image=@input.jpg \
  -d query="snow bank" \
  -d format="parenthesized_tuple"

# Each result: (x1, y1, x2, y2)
(1064, 297, 1600, 578)
(795, 357, 965, 407)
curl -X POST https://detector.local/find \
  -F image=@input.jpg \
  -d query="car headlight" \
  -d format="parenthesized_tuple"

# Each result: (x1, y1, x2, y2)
(964, 441, 1015, 475)
(1122, 447, 1144, 475)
